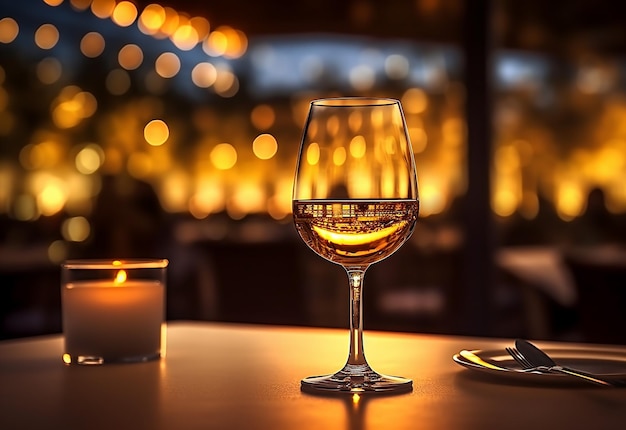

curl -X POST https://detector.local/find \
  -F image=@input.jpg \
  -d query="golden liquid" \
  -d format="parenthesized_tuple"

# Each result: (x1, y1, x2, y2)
(293, 200, 419, 266)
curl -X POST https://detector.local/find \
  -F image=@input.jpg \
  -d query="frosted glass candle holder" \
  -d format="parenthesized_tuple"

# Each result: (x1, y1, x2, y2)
(61, 259, 167, 365)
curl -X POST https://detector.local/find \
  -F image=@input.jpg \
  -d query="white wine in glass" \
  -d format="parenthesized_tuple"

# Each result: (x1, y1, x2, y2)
(292, 97, 419, 393)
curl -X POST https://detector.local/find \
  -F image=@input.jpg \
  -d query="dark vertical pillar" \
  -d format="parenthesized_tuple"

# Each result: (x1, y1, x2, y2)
(460, 0, 495, 335)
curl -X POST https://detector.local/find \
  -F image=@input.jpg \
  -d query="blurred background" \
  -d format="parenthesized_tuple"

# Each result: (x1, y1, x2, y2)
(1, 0, 625, 344)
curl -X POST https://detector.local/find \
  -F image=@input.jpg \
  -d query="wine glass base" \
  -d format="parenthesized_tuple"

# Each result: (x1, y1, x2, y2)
(301, 366, 412, 394)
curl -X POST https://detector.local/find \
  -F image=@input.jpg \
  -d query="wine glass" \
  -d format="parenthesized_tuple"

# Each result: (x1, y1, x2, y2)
(292, 97, 419, 393)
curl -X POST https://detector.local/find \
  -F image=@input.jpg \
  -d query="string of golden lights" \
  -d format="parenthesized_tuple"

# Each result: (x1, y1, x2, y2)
(0, 0, 624, 266)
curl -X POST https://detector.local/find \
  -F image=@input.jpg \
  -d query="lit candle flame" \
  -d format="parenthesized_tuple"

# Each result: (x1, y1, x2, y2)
(114, 269, 127, 285)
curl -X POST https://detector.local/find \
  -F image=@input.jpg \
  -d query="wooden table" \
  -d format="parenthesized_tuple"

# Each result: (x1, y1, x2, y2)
(1, 321, 625, 429)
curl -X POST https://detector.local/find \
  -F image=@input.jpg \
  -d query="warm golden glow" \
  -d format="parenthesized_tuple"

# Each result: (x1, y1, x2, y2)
(230, 183, 266, 214)
(90, 0, 116, 19)
(493, 188, 518, 217)
(62, 216, 90, 242)
(349, 135, 367, 158)
(203, 30, 227, 56)
(112, 1, 138, 27)
(333, 147, 347, 166)
(128, 152, 154, 179)
(160, 171, 190, 212)
(80, 32, 105, 58)
(252, 134, 278, 160)
(75, 144, 103, 174)
(306, 142, 320, 165)
(38, 182, 67, 216)
(144, 120, 169, 146)
(52, 87, 97, 129)
(35, 24, 59, 50)
(214, 70, 239, 97)
(171, 24, 199, 51)
(155, 52, 181, 78)
(402, 88, 428, 114)
(138, 3, 166, 34)
(348, 111, 362, 132)
(409, 127, 427, 153)
(460, 350, 503, 370)
(312, 223, 402, 246)
(190, 180, 225, 217)
(159, 7, 180, 37)
(0, 17, 19, 44)
(225, 29, 248, 59)
(114, 269, 127, 285)
(556, 181, 585, 221)
(44, 0, 64, 6)
(62, 353, 72, 364)
(189, 16, 210, 40)
(418, 175, 446, 217)
(326, 115, 340, 136)
(210, 143, 237, 170)
(118, 44, 143, 70)
(250, 104, 275, 130)
(191, 62, 217, 88)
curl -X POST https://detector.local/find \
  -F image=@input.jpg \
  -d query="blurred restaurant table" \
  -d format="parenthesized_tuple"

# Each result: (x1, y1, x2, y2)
(497, 245, 626, 344)
(1, 321, 625, 430)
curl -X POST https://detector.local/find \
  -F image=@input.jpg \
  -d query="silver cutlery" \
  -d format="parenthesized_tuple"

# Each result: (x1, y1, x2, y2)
(460, 350, 553, 373)
(507, 339, 615, 387)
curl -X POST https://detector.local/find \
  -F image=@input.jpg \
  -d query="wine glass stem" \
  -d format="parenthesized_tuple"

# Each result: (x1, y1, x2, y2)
(346, 268, 367, 366)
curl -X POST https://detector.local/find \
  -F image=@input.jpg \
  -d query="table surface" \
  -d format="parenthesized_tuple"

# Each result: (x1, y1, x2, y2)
(1, 321, 625, 430)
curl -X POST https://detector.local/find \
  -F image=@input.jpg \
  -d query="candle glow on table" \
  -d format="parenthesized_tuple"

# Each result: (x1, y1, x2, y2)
(61, 259, 167, 365)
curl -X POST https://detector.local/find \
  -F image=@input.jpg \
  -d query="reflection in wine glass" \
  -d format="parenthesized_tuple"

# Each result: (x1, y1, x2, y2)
(293, 97, 419, 393)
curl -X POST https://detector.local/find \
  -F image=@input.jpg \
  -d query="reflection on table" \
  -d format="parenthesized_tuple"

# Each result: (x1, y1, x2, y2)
(1, 321, 625, 430)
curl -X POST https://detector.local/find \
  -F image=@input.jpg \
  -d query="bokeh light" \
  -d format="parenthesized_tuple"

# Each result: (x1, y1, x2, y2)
(191, 62, 217, 88)
(35, 24, 59, 50)
(62, 216, 91, 242)
(210, 143, 237, 170)
(90, 0, 116, 19)
(0, 18, 19, 44)
(172, 24, 199, 51)
(155, 52, 181, 78)
(80, 32, 105, 58)
(75, 144, 104, 174)
(118, 44, 143, 70)
(144, 119, 170, 146)
(138, 3, 166, 35)
(252, 134, 278, 160)
(112, 1, 138, 27)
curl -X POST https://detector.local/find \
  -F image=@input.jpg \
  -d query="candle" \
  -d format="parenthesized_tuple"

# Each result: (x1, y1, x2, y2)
(61, 260, 167, 365)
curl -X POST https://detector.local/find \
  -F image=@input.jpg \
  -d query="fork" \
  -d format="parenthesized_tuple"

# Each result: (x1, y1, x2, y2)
(506, 346, 538, 370)
(506, 346, 619, 386)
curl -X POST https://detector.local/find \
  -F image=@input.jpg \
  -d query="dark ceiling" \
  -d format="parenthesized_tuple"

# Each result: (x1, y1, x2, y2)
(135, 0, 625, 57)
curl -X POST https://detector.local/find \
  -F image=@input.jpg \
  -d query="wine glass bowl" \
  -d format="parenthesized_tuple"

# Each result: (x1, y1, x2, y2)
(292, 97, 419, 393)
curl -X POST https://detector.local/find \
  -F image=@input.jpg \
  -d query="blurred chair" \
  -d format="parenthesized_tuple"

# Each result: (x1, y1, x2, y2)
(199, 224, 307, 326)
(563, 245, 626, 345)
